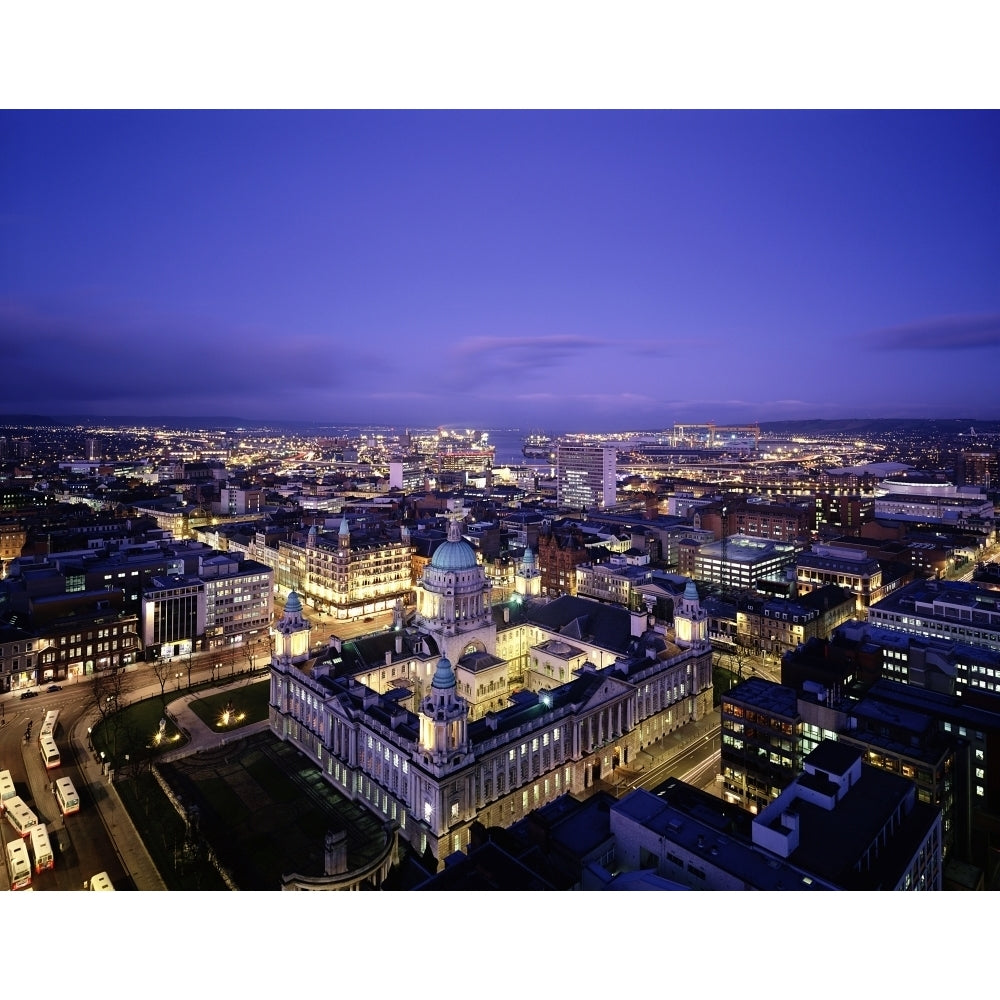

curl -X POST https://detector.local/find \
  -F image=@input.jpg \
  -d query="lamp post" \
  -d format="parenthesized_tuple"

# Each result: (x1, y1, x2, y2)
(174, 671, 182, 691)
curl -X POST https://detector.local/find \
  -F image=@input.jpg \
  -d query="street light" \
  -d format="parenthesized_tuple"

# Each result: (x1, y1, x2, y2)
(174, 671, 182, 691)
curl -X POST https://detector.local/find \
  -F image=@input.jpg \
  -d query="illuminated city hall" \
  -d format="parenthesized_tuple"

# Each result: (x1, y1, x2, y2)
(268, 520, 714, 863)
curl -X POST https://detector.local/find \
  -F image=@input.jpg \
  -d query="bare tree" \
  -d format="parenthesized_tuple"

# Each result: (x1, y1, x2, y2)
(730, 639, 754, 682)
(149, 656, 171, 709)
(91, 666, 133, 759)
(244, 632, 274, 678)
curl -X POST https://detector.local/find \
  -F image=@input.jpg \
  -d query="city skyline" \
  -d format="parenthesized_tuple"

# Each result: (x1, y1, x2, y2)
(2, 110, 998, 432)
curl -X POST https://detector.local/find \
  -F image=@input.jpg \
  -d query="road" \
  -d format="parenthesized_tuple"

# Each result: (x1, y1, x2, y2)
(0, 634, 277, 891)
(621, 713, 723, 799)
(0, 686, 120, 890)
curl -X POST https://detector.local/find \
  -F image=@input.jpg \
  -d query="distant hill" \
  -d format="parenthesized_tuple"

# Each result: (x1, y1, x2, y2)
(0, 415, 64, 428)
(758, 418, 1000, 436)
(2, 414, 1000, 437)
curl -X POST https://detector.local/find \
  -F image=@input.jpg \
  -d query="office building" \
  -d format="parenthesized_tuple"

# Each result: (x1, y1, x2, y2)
(752, 740, 942, 889)
(556, 442, 617, 510)
(796, 541, 911, 613)
(218, 487, 265, 516)
(608, 743, 942, 891)
(679, 534, 801, 592)
(736, 586, 856, 661)
(866, 578, 1000, 657)
(274, 516, 413, 620)
(720, 677, 803, 813)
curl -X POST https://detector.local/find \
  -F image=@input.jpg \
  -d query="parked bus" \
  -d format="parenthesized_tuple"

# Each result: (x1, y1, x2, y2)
(89, 871, 114, 891)
(6, 839, 31, 890)
(0, 770, 16, 811)
(39, 710, 59, 741)
(29, 824, 53, 873)
(39, 735, 60, 769)
(54, 776, 79, 816)
(4, 796, 37, 838)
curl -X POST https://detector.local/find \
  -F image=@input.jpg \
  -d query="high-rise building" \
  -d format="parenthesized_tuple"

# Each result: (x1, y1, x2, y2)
(556, 442, 617, 510)
(84, 436, 102, 462)
(956, 449, 999, 490)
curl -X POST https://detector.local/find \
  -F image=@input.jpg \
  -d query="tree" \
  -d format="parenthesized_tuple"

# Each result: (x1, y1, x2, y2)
(244, 632, 274, 679)
(91, 665, 133, 759)
(730, 640, 754, 683)
(149, 656, 171, 709)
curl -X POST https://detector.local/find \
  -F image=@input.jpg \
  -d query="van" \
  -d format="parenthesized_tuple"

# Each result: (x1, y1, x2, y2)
(89, 871, 115, 891)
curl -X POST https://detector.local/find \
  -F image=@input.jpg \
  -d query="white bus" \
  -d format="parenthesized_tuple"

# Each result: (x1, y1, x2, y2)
(29, 824, 53, 873)
(39, 710, 59, 740)
(0, 770, 16, 811)
(55, 776, 79, 816)
(6, 839, 31, 890)
(89, 871, 114, 891)
(4, 796, 37, 838)
(39, 735, 60, 770)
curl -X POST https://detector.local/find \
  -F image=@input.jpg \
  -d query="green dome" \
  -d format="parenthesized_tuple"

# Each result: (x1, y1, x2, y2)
(430, 538, 479, 571)
(431, 656, 456, 689)
(429, 518, 478, 571)
(285, 592, 303, 614)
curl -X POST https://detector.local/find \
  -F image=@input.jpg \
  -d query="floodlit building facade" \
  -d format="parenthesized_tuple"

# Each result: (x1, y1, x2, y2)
(268, 547, 714, 864)
(275, 517, 413, 620)
(556, 442, 617, 510)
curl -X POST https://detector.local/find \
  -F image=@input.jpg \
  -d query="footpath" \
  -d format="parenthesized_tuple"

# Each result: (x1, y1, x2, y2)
(70, 675, 270, 891)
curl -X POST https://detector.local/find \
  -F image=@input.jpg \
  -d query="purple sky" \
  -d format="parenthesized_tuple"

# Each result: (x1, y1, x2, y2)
(2, 110, 998, 431)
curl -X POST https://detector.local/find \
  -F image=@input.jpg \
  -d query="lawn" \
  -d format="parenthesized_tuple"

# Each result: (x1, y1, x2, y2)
(115, 771, 230, 890)
(713, 664, 739, 706)
(90, 680, 270, 768)
(187, 681, 270, 732)
(90, 696, 187, 766)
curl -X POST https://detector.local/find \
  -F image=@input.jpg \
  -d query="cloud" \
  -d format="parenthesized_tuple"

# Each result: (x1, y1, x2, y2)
(0, 297, 392, 415)
(865, 313, 1000, 351)
(443, 333, 697, 390)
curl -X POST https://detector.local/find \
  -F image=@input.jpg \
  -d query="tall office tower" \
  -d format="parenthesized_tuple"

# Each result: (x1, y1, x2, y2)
(556, 442, 617, 510)
(85, 436, 102, 461)
(956, 449, 998, 489)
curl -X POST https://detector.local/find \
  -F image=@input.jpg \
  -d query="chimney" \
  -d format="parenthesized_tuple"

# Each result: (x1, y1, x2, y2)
(395, 634, 403, 654)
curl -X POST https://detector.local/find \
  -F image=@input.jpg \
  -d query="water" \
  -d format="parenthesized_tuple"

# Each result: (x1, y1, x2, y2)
(484, 427, 556, 468)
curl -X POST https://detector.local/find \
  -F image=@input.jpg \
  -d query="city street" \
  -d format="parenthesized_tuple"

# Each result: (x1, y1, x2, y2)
(0, 642, 275, 891)
(0, 685, 118, 890)
(618, 710, 723, 800)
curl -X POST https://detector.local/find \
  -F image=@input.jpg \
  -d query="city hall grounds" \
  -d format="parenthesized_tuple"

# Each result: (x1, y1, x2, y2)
(94, 683, 391, 890)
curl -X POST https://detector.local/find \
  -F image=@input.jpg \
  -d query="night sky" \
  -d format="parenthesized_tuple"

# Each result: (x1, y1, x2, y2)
(2, 110, 998, 431)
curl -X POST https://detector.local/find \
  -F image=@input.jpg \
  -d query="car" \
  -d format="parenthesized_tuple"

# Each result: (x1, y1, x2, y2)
(47, 684, 62, 693)
(19, 690, 38, 700)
